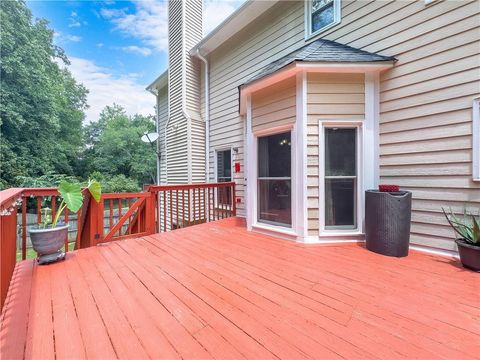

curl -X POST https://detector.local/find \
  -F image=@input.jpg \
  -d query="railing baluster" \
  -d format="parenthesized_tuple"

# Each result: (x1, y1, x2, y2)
(182, 190, 185, 228)
(163, 191, 167, 232)
(65, 208, 69, 253)
(176, 190, 179, 229)
(76, 209, 82, 250)
(203, 188, 206, 223)
(207, 187, 211, 222)
(51, 196, 56, 221)
(21, 197, 27, 260)
(127, 198, 132, 235)
(187, 189, 191, 226)
(118, 199, 122, 237)
(232, 183, 236, 216)
(169, 191, 173, 231)
(36, 197, 42, 224)
(109, 199, 113, 231)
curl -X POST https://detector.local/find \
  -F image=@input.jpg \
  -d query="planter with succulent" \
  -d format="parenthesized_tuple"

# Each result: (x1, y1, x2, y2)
(28, 179, 101, 265)
(443, 207, 480, 272)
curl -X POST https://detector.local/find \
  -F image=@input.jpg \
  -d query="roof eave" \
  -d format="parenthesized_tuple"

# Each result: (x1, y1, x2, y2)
(238, 60, 395, 114)
(190, 0, 279, 57)
(146, 70, 168, 95)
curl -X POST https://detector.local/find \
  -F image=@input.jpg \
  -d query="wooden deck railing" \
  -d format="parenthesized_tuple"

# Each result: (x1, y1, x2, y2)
(0, 182, 236, 311)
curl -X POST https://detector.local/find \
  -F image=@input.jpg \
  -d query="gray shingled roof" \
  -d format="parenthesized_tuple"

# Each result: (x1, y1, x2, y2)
(242, 39, 396, 85)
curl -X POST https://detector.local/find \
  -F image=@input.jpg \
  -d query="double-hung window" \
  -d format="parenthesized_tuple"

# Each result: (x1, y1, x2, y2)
(306, 0, 341, 39)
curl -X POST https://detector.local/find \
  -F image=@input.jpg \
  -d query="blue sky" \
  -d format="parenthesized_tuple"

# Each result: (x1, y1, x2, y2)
(27, 0, 244, 122)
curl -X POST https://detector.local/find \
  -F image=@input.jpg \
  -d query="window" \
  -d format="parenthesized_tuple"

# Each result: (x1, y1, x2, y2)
(473, 98, 480, 180)
(306, 0, 340, 39)
(324, 127, 358, 230)
(257, 132, 292, 227)
(216, 149, 232, 206)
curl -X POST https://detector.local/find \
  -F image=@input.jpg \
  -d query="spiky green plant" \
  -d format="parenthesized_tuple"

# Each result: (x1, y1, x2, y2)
(442, 207, 480, 246)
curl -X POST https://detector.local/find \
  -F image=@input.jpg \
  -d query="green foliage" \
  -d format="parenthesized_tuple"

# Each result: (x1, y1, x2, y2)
(15, 173, 80, 188)
(101, 174, 141, 193)
(0, 0, 88, 187)
(82, 105, 156, 186)
(52, 179, 102, 227)
(443, 207, 480, 247)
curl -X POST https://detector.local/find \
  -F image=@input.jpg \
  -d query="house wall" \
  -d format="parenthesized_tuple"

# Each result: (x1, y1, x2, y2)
(203, 0, 480, 252)
(306, 73, 365, 236)
(207, 1, 305, 216)
(317, 0, 480, 252)
(251, 77, 296, 133)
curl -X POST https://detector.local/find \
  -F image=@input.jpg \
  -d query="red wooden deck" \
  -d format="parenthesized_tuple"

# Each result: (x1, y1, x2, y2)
(1, 218, 479, 359)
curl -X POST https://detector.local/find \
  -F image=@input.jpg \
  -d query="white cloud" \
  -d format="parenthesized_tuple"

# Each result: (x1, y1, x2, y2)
(54, 32, 82, 43)
(97, 42, 104, 48)
(204, 0, 241, 35)
(101, 2, 168, 52)
(68, 20, 81, 28)
(117, 45, 152, 56)
(63, 57, 155, 123)
(100, 1, 244, 53)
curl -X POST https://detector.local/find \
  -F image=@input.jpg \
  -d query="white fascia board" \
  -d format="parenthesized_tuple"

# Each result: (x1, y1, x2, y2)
(239, 61, 394, 114)
(190, 1, 279, 57)
(146, 70, 168, 95)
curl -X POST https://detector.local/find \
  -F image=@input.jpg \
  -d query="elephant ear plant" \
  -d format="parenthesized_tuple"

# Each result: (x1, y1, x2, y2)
(443, 207, 480, 272)
(51, 179, 102, 227)
(29, 179, 101, 265)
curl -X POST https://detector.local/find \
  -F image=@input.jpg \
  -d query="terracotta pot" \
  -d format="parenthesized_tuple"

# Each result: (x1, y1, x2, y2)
(456, 239, 480, 272)
(28, 224, 68, 264)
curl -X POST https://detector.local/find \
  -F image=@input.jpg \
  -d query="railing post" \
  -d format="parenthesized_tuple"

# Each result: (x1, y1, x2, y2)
(145, 191, 156, 235)
(87, 197, 104, 247)
(232, 182, 236, 216)
(0, 207, 18, 312)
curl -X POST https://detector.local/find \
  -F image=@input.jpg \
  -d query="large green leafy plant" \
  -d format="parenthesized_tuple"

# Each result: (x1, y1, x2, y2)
(442, 207, 480, 247)
(51, 179, 101, 227)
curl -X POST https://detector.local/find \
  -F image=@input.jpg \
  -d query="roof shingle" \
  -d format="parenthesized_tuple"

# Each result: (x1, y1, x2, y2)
(243, 39, 396, 85)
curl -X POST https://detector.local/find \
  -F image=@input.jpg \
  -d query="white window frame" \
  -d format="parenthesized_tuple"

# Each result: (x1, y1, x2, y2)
(214, 146, 234, 209)
(305, 0, 341, 40)
(251, 124, 297, 237)
(473, 98, 480, 181)
(319, 120, 364, 237)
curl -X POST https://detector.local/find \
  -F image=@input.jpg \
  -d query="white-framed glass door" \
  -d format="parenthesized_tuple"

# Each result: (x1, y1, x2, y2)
(257, 131, 292, 227)
(320, 122, 363, 234)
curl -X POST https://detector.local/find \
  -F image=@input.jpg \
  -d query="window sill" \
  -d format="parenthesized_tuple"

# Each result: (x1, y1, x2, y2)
(252, 222, 297, 237)
(305, 20, 340, 42)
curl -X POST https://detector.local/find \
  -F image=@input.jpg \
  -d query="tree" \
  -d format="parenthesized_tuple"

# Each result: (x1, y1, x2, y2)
(83, 105, 156, 188)
(0, 0, 88, 188)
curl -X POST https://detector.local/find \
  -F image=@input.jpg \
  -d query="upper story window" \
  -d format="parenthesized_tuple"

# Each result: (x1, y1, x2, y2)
(306, 0, 341, 39)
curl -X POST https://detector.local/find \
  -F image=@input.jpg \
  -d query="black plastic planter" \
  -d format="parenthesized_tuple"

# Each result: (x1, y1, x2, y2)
(365, 190, 412, 257)
(456, 239, 480, 272)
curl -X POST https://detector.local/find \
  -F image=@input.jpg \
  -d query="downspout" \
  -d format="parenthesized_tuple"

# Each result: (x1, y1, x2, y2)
(147, 86, 162, 185)
(196, 49, 210, 183)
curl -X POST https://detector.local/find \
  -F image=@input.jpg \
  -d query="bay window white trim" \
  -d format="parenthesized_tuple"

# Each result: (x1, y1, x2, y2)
(473, 98, 480, 181)
(304, 0, 341, 40)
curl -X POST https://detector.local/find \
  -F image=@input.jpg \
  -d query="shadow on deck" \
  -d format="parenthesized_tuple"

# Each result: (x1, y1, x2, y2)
(1, 217, 479, 359)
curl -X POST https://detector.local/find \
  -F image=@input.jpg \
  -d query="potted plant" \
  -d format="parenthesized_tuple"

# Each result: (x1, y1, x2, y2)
(365, 184, 412, 257)
(28, 179, 101, 264)
(443, 207, 480, 272)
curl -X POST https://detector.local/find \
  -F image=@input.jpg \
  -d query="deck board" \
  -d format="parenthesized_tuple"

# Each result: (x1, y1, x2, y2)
(1, 217, 479, 359)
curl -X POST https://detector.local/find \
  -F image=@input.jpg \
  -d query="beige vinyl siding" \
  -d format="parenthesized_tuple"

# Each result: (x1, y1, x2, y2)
(207, 1, 305, 216)
(158, 87, 168, 185)
(313, 0, 480, 251)
(200, 0, 478, 251)
(251, 77, 296, 133)
(166, 0, 204, 184)
(306, 73, 365, 236)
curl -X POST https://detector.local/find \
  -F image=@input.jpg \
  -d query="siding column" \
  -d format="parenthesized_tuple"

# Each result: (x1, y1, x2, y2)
(245, 95, 255, 231)
(295, 72, 308, 242)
